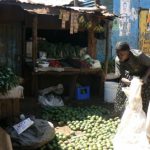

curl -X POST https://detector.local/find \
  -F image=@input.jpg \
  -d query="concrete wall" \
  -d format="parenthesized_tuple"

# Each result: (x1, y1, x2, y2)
(111, 0, 139, 57)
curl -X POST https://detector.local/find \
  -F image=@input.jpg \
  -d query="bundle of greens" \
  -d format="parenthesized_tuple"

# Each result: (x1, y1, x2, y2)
(38, 41, 81, 59)
(0, 67, 19, 94)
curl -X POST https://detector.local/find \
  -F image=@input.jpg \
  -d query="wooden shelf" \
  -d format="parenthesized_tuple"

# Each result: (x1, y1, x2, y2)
(32, 68, 104, 101)
(32, 68, 103, 75)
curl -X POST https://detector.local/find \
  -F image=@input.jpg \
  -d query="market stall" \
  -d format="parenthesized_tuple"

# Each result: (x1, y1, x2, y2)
(21, 1, 116, 101)
(0, 0, 116, 101)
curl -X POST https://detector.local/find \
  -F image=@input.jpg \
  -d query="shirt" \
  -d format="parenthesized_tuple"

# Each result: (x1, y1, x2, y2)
(115, 49, 150, 78)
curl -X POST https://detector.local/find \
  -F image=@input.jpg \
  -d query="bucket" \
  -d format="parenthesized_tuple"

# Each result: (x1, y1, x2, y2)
(104, 81, 118, 103)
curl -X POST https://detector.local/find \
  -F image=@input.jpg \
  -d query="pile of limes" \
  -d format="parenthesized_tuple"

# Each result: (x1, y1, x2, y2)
(40, 106, 120, 150)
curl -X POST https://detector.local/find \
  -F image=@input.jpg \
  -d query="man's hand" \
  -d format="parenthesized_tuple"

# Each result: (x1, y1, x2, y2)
(121, 78, 131, 86)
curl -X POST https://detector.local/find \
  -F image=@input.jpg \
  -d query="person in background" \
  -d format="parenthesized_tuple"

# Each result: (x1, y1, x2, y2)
(110, 42, 150, 115)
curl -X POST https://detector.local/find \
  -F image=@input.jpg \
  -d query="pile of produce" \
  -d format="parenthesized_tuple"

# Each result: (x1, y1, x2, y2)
(40, 106, 120, 150)
(38, 42, 81, 59)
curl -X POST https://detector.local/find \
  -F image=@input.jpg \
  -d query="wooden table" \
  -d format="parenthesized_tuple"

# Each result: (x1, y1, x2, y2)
(32, 68, 105, 101)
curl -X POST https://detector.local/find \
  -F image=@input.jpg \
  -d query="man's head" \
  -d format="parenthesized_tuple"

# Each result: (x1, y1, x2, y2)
(116, 42, 130, 62)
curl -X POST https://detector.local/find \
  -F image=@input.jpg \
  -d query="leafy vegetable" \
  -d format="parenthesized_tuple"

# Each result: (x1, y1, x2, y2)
(38, 41, 81, 59)
(0, 66, 19, 94)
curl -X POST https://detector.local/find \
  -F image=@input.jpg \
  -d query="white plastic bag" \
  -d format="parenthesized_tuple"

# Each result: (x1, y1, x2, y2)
(38, 94, 64, 107)
(146, 102, 150, 141)
(113, 77, 150, 150)
(38, 84, 64, 107)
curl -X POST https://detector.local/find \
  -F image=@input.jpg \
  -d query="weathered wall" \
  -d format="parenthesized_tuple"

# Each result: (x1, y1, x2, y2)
(111, 0, 139, 57)
(111, 0, 150, 57)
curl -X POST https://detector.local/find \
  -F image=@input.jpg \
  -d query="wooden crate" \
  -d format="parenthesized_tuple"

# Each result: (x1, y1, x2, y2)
(0, 98, 20, 120)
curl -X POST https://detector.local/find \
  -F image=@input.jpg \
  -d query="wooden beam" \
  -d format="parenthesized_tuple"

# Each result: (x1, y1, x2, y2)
(87, 19, 97, 59)
(88, 28, 97, 59)
(32, 15, 38, 68)
(104, 21, 110, 75)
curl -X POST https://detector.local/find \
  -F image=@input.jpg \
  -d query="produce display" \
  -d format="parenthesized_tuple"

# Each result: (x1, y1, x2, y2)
(40, 106, 120, 150)
(38, 42, 81, 59)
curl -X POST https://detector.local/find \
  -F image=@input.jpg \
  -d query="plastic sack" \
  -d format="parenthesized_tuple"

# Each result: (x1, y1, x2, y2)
(39, 84, 64, 95)
(38, 94, 64, 107)
(113, 77, 150, 150)
(146, 102, 150, 141)
(7, 119, 55, 150)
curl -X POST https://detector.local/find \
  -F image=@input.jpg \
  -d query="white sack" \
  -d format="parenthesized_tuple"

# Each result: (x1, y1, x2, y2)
(113, 77, 150, 150)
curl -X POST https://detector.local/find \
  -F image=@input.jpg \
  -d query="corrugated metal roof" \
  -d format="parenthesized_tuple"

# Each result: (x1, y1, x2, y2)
(69, 6, 107, 12)
(67, 6, 114, 17)
(16, 0, 84, 6)
(0, 0, 116, 19)
(81, 0, 95, 7)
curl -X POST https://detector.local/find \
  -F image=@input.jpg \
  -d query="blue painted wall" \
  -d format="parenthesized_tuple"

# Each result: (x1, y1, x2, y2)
(111, 0, 150, 58)
(96, 0, 150, 62)
(96, 0, 113, 62)
(140, 0, 150, 9)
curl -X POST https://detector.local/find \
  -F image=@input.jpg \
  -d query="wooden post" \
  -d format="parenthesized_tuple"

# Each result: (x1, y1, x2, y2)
(88, 27, 97, 59)
(104, 21, 110, 75)
(95, 0, 100, 5)
(32, 15, 38, 68)
(74, 0, 78, 6)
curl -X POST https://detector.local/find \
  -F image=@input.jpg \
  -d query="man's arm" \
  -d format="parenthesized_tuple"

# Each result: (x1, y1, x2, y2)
(138, 51, 150, 83)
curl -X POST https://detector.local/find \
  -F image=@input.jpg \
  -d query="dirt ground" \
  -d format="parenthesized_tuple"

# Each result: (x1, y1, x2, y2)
(55, 125, 72, 135)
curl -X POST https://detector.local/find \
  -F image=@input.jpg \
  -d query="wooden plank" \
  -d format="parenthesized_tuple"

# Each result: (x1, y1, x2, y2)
(6, 100, 12, 118)
(69, 75, 78, 100)
(12, 99, 20, 117)
(0, 99, 20, 120)
(32, 15, 38, 68)
(104, 22, 110, 75)
(1, 100, 6, 118)
(87, 28, 97, 59)
(32, 68, 102, 75)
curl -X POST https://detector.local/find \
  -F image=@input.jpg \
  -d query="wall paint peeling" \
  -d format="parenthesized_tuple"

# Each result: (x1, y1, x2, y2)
(111, 0, 150, 57)
(139, 10, 150, 54)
